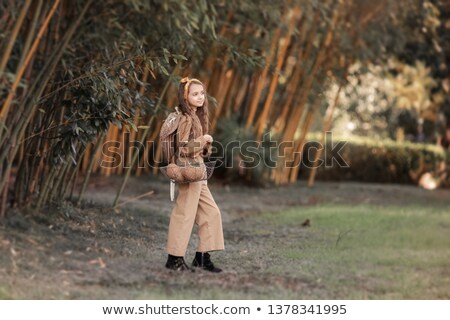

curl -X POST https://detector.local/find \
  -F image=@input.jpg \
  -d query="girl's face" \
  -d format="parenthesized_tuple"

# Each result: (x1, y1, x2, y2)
(187, 83, 205, 108)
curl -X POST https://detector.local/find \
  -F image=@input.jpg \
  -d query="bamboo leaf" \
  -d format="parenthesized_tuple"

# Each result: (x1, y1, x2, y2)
(129, 122, 137, 132)
(159, 64, 169, 76)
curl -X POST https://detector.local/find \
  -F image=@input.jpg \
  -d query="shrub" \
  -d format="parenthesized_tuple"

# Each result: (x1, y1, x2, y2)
(300, 134, 448, 185)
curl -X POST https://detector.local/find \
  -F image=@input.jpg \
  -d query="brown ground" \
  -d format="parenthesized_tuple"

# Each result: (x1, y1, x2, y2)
(1, 176, 449, 299)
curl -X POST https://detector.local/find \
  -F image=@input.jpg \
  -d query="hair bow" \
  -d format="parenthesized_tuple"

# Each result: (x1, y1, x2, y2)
(181, 77, 192, 100)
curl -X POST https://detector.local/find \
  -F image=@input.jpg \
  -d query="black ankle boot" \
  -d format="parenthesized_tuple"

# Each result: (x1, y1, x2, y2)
(165, 254, 194, 272)
(192, 252, 222, 273)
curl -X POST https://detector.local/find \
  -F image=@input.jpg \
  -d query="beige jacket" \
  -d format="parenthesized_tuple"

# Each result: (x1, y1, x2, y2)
(175, 112, 211, 165)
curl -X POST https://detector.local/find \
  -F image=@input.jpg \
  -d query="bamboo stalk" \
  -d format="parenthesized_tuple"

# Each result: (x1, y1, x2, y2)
(232, 76, 249, 114)
(288, 97, 321, 183)
(245, 24, 282, 128)
(220, 73, 240, 116)
(92, 134, 102, 173)
(28, 140, 46, 200)
(308, 81, 343, 187)
(49, 156, 72, 201)
(0, 0, 32, 74)
(126, 68, 148, 174)
(62, 161, 79, 200)
(61, 145, 86, 200)
(152, 124, 163, 175)
(0, 0, 93, 202)
(299, 12, 320, 65)
(77, 133, 106, 205)
(0, 165, 7, 218)
(211, 69, 234, 131)
(283, 51, 338, 185)
(116, 126, 125, 175)
(80, 143, 91, 173)
(137, 120, 160, 176)
(115, 190, 154, 208)
(0, 2, 12, 33)
(256, 7, 300, 139)
(273, 12, 319, 134)
(272, 7, 341, 185)
(68, 162, 80, 201)
(201, 10, 234, 89)
(12, 147, 29, 206)
(360, 0, 386, 27)
(0, 0, 61, 142)
(24, 93, 54, 198)
(113, 69, 176, 208)
(135, 146, 146, 176)
(101, 125, 116, 177)
(35, 165, 57, 209)
(282, 7, 340, 145)
(58, 145, 85, 200)
(273, 63, 301, 133)
(4, 0, 45, 149)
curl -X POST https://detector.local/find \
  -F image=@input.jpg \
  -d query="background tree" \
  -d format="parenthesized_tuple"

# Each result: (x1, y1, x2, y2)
(1, 0, 448, 216)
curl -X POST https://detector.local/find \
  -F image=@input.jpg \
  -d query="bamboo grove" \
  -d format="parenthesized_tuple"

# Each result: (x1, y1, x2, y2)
(0, 0, 446, 215)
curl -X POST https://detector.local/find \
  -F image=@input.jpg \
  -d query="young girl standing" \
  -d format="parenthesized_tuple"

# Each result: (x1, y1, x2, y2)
(164, 77, 224, 273)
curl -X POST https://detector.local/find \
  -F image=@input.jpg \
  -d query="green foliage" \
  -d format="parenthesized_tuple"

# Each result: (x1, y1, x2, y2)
(213, 116, 275, 186)
(330, 59, 441, 142)
(302, 134, 447, 184)
(50, 65, 154, 166)
(343, 0, 450, 146)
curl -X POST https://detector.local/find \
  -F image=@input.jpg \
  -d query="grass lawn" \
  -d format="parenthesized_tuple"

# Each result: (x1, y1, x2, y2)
(1, 181, 449, 299)
(132, 203, 450, 300)
(260, 204, 450, 299)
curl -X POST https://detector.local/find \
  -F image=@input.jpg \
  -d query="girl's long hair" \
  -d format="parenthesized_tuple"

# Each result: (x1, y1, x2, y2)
(177, 78, 209, 134)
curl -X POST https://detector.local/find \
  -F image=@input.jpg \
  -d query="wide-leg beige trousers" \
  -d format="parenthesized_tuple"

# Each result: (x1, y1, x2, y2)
(166, 180, 225, 257)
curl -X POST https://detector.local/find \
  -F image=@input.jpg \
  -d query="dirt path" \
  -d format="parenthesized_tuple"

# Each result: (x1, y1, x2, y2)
(1, 177, 449, 299)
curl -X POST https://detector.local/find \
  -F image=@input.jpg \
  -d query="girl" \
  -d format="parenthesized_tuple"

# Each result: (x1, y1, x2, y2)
(164, 77, 224, 272)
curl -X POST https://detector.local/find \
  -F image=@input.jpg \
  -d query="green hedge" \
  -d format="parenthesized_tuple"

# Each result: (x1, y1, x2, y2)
(300, 134, 448, 185)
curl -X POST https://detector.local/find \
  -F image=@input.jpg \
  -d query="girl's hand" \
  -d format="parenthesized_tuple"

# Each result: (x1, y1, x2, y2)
(204, 134, 213, 144)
